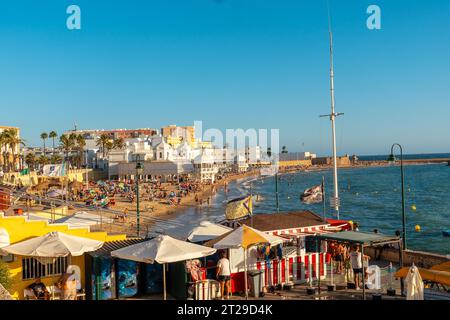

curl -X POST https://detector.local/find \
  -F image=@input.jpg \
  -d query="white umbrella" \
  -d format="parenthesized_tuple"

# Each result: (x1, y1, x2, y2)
(111, 235, 216, 300)
(0, 283, 13, 300)
(187, 221, 232, 243)
(0, 228, 10, 249)
(211, 225, 286, 299)
(405, 264, 424, 300)
(0, 231, 104, 258)
(54, 211, 114, 228)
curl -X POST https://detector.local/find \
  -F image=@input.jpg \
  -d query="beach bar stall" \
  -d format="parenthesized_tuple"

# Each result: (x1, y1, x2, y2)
(220, 211, 346, 290)
(111, 235, 216, 300)
(85, 239, 145, 300)
(313, 231, 402, 300)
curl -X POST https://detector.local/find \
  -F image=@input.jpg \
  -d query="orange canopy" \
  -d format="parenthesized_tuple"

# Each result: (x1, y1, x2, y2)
(395, 267, 450, 287)
(430, 261, 450, 273)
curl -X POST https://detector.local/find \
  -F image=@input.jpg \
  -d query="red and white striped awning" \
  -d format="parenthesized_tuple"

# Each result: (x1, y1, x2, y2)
(265, 224, 331, 236)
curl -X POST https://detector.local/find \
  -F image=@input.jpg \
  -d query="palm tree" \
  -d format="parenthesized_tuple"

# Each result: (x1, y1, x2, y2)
(113, 137, 125, 150)
(59, 134, 75, 167)
(96, 134, 111, 158)
(281, 146, 288, 154)
(49, 131, 58, 155)
(0, 132, 7, 172)
(50, 154, 62, 164)
(7, 129, 25, 171)
(37, 154, 49, 168)
(76, 134, 86, 168)
(1, 129, 25, 172)
(105, 140, 114, 156)
(40, 132, 48, 156)
(25, 153, 37, 171)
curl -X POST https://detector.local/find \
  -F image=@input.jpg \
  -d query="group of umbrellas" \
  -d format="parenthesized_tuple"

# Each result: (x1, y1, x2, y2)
(0, 221, 285, 300)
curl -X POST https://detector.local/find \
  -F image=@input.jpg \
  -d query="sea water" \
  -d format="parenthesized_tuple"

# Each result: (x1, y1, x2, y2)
(150, 163, 450, 255)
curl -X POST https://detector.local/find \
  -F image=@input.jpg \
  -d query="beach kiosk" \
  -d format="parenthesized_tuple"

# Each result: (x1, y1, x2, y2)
(111, 235, 216, 300)
(220, 211, 344, 290)
(313, 230, 402, 300)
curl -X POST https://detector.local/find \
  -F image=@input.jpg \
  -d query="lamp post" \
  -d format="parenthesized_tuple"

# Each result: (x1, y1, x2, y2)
(387, 143, 406, 250)
(135, 156, 144, 237)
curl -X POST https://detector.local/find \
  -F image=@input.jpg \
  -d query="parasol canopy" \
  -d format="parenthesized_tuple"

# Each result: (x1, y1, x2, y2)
(111, 234, 216, 264)
(0, 231, 103, 258)
(186, 221, 232, 243)
(207, 224, 286, 249)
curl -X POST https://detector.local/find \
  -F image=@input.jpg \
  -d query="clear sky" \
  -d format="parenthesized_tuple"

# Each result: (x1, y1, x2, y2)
(1, 0, 449, 156)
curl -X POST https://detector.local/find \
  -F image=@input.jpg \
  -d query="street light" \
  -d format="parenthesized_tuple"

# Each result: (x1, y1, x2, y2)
(387, 143, 407, 250)
(135, 156, 144, 237)
(388, 144, 407, 296)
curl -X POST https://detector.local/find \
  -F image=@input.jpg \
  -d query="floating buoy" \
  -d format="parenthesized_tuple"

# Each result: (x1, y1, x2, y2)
(411, 205, 417, 211)
(415, 225, 421, 232)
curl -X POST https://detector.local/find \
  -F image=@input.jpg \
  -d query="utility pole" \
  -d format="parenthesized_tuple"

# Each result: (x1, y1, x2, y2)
(320, 9, 344, 219)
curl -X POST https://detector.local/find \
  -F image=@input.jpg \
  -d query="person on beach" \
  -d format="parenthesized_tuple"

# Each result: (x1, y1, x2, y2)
(350, 246, 369, 289)
(334, 243, 344, 274)
(216, 251, 232, 300)
(27, 278, 50, 300)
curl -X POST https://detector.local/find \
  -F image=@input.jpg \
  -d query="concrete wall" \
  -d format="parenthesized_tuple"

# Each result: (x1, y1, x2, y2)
(365, 246, 449, 269)
(278, 159, 312, 168)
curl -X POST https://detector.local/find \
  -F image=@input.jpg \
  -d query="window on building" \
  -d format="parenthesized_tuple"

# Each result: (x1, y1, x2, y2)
(22, 257, 69, 280)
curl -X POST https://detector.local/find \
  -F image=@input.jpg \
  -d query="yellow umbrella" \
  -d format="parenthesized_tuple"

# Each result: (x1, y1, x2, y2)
(209, 224, 285, 299)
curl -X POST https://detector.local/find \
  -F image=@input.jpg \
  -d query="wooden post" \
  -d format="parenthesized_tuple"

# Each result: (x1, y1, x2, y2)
(361, 244, 366, 300)
(163, 263, 167, 300)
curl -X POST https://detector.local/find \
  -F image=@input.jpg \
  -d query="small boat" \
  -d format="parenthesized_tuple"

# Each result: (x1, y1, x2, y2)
(442, 230, 450, 237)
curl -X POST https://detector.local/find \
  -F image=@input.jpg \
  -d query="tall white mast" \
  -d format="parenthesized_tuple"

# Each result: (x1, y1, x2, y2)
(321, 3, 343, 218)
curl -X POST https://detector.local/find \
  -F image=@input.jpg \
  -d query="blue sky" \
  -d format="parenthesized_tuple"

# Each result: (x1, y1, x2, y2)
(1, 0, 449, 156)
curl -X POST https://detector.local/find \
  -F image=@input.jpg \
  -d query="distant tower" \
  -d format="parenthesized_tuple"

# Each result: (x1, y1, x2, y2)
(74, 121, 78, 132)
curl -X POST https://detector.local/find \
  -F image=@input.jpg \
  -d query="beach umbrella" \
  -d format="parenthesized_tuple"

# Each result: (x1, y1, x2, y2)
(209, 224, 285, 299)
(186, 221, 232, 243)
(405, 264, 424, 300)
(0, 283, 13, 300)
(0, 231, 104, 259)
(111, 235, 216, 300)
(54, 211, 114, 228)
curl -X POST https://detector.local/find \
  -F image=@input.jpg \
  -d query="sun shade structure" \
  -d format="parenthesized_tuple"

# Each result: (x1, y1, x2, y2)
(313, 230, 402, 300)
(54, 211, 114, 228)
(186, 221, 232, 243)
(206, 224, 286, 249)
(111, 234, 217, 264)
(0, 228, 10, 248)
(0, 231, 104, 257)
(205, 225, 286, 300)
(313, 230, 400, 245)
(110, 235, 216, 300)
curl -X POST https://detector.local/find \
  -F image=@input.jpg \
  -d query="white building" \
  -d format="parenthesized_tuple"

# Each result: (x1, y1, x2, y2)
(193, 152, 219, 183)
(234, 155, 249, 173)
